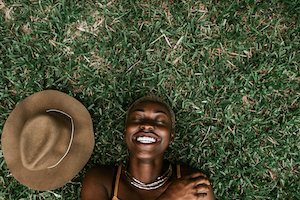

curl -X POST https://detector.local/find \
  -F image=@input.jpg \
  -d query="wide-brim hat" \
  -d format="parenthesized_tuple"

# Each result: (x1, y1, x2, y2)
(1, 90, 94, 191)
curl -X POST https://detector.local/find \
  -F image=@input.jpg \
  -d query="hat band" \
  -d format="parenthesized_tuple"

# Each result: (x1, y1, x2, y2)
(46, 109, 74, 169)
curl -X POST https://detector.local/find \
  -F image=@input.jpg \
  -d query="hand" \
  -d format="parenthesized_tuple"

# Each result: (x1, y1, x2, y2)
(158, 172, 215, 200)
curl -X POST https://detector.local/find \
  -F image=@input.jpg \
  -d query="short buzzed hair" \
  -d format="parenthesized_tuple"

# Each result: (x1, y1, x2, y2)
(126, 95, 175, 131)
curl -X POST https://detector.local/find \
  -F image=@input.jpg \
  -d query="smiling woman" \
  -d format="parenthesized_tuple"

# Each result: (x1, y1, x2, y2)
(81, 96, 215, 200)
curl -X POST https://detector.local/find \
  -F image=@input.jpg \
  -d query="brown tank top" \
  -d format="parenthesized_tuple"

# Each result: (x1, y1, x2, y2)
(112, 165, 181, 200)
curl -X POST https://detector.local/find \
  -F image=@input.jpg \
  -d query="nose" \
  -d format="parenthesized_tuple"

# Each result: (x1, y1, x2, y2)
(139, 120, 155, 131)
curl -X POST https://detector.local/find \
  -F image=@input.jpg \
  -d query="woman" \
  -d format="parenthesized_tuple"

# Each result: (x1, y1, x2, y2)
(81, 96, 215, 200)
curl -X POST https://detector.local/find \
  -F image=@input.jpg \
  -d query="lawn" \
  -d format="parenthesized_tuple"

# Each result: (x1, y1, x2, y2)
(0, 0, 299, 199)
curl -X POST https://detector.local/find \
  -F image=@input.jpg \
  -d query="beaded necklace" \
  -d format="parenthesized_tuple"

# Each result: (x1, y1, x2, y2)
(124, 164, 172, 190)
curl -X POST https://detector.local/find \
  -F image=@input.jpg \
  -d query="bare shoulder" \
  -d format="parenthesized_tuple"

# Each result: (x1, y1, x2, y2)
(81, 165, 116, 200)
(179, 164, 209, 177)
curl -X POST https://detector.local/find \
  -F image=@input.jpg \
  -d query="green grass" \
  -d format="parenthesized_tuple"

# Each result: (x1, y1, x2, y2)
(0, 0, 299, 199)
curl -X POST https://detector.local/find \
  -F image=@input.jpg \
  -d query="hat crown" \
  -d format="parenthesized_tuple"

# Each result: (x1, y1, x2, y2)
(2, 90, 94, 191)
(20, 112, 71, 171)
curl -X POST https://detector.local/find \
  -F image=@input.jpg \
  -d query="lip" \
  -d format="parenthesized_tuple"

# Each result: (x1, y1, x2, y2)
(132, 131, 161, 145)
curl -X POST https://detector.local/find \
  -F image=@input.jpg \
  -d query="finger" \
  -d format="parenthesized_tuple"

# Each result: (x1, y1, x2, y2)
(194, 192, 207, 198)
(194, 184, 210, 190)
(191, 176, 211, 186)
(194, 184, 210, 193)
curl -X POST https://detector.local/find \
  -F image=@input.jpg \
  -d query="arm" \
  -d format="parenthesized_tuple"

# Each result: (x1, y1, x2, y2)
(81, 167, 113, 200)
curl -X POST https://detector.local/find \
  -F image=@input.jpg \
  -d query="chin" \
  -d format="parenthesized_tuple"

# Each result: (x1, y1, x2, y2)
(129, 149, 165, 161)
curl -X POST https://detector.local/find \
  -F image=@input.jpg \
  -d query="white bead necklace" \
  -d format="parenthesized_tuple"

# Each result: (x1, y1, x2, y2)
(124, 164, 173, 190)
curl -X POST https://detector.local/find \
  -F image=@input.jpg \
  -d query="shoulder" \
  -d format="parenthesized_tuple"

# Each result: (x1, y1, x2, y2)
(179, 164, 208, 177)
(84, 165, 116, 180)
(81, 165, 117, 200)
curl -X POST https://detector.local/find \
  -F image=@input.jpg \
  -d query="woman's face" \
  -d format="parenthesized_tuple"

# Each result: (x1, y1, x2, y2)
(125, 101, 174, 160)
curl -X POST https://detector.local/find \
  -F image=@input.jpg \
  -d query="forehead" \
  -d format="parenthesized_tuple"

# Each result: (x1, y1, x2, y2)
(129, 101, 171, 116)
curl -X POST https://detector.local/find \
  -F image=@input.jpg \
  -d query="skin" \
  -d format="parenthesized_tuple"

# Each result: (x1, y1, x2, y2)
(81, 100, 215, 200)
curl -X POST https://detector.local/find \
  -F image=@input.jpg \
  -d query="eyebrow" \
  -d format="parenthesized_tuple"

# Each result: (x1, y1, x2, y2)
(133, 109, 144, 112)
(132, 109, 168, 116)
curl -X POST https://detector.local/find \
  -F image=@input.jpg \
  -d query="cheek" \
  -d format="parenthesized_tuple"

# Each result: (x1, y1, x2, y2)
(124, 124, 138, 143)
(158, 126, 172, 136)
(125, 123, 138, 134)
(158, 128, 172, 144)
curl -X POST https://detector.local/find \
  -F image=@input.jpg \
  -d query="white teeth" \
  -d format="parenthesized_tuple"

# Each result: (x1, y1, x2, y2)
(136, 136, 156, 144)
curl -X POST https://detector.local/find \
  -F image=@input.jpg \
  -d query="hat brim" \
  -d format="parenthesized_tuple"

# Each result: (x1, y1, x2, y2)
(1, 90, 94, 191)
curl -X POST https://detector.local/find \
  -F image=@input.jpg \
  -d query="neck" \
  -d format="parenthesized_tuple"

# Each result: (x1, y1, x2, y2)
(128, 154, 166, 184)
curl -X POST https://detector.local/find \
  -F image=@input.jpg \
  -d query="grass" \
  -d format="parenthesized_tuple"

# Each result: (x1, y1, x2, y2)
(0, 0, 299, 199)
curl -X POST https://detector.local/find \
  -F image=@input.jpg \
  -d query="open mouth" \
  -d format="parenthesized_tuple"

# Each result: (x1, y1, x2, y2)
(133, 132, 161, 145)
(136, 136, 157, 144)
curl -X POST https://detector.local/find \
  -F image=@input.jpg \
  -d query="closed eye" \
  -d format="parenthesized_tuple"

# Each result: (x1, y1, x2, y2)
(156, 120, 166, 125)
(132, 116, 143, 122)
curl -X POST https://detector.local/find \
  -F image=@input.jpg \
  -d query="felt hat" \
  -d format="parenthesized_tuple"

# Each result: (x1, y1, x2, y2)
(1, 90, 94, 191)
